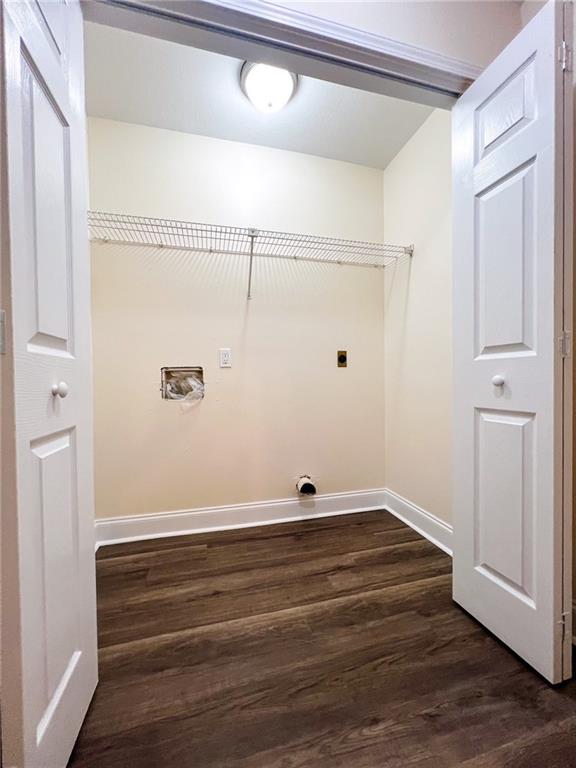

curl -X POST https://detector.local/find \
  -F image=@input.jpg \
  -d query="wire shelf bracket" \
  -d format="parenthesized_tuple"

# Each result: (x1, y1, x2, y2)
(88, 211, 414, 299)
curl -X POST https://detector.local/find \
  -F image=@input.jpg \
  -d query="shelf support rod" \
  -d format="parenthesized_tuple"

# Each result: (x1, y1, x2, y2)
(247, 228, 257, 300)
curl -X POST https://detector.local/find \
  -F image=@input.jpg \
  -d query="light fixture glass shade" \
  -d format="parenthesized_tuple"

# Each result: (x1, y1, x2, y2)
(240, 62, 298, 113)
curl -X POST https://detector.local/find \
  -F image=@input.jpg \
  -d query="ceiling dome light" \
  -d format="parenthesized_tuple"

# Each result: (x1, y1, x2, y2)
(240, 62, 298, 113)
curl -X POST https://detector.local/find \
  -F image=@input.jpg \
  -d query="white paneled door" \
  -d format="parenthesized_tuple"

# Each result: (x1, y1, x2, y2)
(2, 1, 98, 766)
(452, 0, 573, 683)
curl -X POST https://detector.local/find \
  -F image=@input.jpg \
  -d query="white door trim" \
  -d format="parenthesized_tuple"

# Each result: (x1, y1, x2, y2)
(560, 0, 574, 677)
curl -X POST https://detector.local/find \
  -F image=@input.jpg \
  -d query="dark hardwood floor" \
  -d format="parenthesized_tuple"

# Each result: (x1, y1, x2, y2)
(68, 511, 576, 768)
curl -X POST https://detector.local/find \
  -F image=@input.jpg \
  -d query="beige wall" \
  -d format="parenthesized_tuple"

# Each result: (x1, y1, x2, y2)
(268, 1, 522, 68)
(89, 118, 387, 519)
(88, 118, 383, 240)
(383, 110, 452, 524)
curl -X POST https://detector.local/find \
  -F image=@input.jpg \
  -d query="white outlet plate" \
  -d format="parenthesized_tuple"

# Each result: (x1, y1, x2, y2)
(219, 348, 232, 368)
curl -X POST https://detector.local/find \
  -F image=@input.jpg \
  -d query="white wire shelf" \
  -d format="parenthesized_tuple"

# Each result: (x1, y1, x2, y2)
(88, 211, 413, 298)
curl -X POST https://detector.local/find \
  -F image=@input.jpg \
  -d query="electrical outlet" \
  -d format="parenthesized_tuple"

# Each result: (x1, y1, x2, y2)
(219, 348, 232, 368)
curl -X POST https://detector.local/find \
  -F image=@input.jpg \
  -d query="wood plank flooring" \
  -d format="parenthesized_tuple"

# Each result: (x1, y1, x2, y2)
(68, 511, 576, 768)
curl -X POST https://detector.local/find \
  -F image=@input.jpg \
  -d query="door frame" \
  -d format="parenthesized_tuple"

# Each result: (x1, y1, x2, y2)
(0, 3, 573, 758)
(559, 0, 574, 659)
(0, 0, 25, 755)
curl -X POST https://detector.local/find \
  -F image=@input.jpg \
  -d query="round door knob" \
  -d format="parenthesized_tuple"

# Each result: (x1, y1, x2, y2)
(491, 375, 505, 387)
(51, 381, 69, 398)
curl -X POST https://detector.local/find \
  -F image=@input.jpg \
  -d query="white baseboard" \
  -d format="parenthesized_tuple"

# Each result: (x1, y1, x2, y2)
(383, 489, 453, 556)
(95, 489, 388, 546)
(95, 487, 454, 557)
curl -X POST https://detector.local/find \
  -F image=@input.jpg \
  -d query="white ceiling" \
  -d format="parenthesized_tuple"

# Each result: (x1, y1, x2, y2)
(84, 22, 434, 170)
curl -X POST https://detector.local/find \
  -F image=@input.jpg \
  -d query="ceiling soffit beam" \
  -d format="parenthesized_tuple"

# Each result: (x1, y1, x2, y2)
(82, 0, 482, 109)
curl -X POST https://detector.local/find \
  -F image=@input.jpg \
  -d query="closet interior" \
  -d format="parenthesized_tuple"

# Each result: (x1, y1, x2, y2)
(86, 20, 452, 539)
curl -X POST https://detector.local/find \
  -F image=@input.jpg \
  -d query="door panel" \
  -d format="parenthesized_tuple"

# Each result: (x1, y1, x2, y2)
(452, 0, 571, 683)
(31, 429, 79, 695)
(476, 160, 536, 356)
(476, 409, 535, 602)
(33, 0, 69, 67)
(476, 58, 535, 160)
(31, 75, 71, 345)
(22, 55, 73, 354)
(2, 2, 98, 765)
